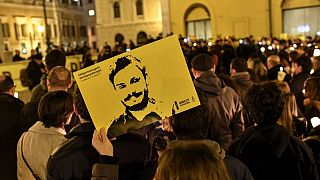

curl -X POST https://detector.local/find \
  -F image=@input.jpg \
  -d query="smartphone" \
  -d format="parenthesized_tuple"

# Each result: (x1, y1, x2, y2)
(314, 49, 320, 57)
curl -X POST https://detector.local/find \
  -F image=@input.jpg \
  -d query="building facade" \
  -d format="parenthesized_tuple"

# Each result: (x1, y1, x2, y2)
(95, 0, 166, 47)
(0, 0, 96, 61)
(96, 0, 320, 47)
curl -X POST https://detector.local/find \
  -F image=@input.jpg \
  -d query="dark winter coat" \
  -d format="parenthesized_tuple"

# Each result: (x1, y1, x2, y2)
(194, 71, 244, 150)
(47, 122, 100, 180)
(0, 93, 24, 180)
(290, 71, 310, 113)
(228, 125, 319, 180)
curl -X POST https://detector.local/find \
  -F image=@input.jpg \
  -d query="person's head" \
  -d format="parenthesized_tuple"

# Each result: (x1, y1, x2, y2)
(304, 77, 320, 101)
(47, 66, 72, 92)
(109, 55, 149, 111)
(247, 57, 268, 82)
(38, 91, 73, 128)
(245, 81, 284, 126)
(30, 49, 36, 55)
(275, 80, 291, 93)
(171, 106, 208, 140)
(155, 140, 230, 180)
(230, 58, 247, 75)
(191, 54, 214, 78)
(45, 49, 66, 72)
(73, 86, 92, 122)
(267, 55, 280, 69)
(312, 56, 320, 71)
(0, 75, 15, 95)
(289, 51, 299, 62)
(15, 50, 20, 55)
(278, 93, 298, 133)
(292, 55, 312, 75)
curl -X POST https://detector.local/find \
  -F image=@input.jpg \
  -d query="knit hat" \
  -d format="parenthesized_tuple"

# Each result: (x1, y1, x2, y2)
(191, 54, 214, 71)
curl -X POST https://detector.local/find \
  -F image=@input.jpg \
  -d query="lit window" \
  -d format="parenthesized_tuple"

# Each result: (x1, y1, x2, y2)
(88, 9, 95, 16)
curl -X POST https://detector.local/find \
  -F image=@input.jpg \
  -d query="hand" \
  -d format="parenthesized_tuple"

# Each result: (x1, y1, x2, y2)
(92, 127, 113, 156)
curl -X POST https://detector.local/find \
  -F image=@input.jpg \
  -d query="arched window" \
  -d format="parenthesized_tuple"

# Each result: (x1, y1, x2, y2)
(137, 31, 147, 46)
(184, 4, 212, 40)
(115, 33, 124, 45)
(136, 0, 143, 16)
(113, 2, 121, 18)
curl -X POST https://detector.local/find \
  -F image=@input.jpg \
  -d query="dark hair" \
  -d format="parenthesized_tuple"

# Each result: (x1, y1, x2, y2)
(305, 77, 320, 101)
(231, 58, 247, 72)
(293, 55, 312, 73)
(48, 66, 71, 88)
(38, 91, 73, 128)
(45, 50, 66, 71)
(73, 86, 92, 121)
(289, 51, 299, 62)
(109, 55, 147, 89)
(171, 106, 208, 140)
(245, 81, 284, 126)
(0, 75, 14, 93)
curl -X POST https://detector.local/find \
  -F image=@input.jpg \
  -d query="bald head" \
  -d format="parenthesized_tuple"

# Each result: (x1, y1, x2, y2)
(47, 66, 72, 92)
(0, 75, 15, 95)
(267, 55, 280, 69)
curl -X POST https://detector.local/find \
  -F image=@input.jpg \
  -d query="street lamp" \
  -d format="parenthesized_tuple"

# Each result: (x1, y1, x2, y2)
(42, 0, 50, 51)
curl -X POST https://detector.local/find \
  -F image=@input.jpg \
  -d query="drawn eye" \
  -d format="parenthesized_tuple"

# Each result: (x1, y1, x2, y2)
(130, 77, 140, 84)
(116, 83, 126, 89)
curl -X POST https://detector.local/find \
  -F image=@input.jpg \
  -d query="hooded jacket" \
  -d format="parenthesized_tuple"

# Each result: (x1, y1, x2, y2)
(194, 71, 244, 150)
(228, 125, 319, 180)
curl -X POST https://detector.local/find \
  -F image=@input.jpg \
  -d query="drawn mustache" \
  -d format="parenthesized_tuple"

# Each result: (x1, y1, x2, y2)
(124, 91, 143, 102)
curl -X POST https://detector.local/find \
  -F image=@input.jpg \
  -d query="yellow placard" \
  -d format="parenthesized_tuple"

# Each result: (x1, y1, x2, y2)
(73, 35, 200, 137)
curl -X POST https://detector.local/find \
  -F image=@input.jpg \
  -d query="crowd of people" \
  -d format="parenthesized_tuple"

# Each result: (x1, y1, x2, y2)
(0, 33, 320, 179)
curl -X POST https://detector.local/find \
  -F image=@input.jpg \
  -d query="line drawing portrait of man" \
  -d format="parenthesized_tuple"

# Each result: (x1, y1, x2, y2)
(108, 55, 161, 137)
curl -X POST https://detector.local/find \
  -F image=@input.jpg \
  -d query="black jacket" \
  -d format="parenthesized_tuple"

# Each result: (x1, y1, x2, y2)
(47, 122, 100, 180)
(290, 71, 310, 113)
(0, 93, 24, 180)
(228, 125, 319, 180)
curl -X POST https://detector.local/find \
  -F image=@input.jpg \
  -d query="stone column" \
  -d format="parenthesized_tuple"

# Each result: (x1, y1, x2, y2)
(160, 0, 171, 36)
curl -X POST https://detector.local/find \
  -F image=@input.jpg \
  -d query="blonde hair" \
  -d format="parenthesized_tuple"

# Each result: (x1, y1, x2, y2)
(277, 93, 298, 133)
(247, 58, 268, 82)
(154, 140, 230, 180)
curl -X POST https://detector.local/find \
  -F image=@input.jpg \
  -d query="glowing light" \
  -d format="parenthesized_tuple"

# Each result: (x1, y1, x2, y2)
(276, 45, 280, 50)
(239, 39, 243, 44)
(311, 117, 320, 128)
(317, 31, 320, 36)
(314, 49, 320, 57)
(258, 42, 262, 45)
(310, 69, 315, 74)
(208, 42, 213, 46)
(88, 10, 95, 16)
(308, 43, 312, 47)
(297, 25, 310, 33)
(22, 48, 27, 54)
(14, 92, 19, 98)
(289, 47, 295, 51)
(193, 43, 197, 47)
(268, 46, 273, 50)
(280, 67, 283, 72)
(126, 48, 131, 52)
(183, 38, 188, 43)
(37, 25, 44, 32)
(293, 44, 298, 48)
(260, 47, 265, 53)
